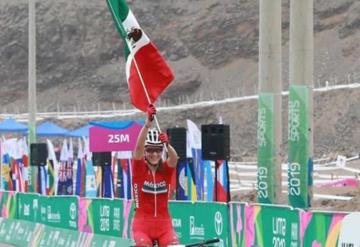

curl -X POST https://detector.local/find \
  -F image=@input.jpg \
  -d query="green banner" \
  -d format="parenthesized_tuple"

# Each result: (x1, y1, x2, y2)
(38, 196, 78, 230)
(36, 225, 81, 247)
(85, 198, 134, 238)
(0, 217, 133, 247)
(17, 192, 40, 222)
(0, 218, 38, 246)
(36, 224, 134, 247)
(0, 191, 17, 218)
(288, 85, 310, 208)
(255, 205, 300, 247)
(169, 201, 230, 246)
(229, 203, 300, 247)
(0, 194, 351, 246)
(229, 203, 246, 247)
(257, 93, 275, 203)
(89, 233, 134, 247)
(302, 211, 346, 247)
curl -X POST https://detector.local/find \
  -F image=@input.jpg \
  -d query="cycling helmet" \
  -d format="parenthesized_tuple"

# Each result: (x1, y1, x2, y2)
(145, 128, 162, 146)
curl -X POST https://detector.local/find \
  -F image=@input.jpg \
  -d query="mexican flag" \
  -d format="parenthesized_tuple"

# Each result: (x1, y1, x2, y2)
(107, 0, 174, 112)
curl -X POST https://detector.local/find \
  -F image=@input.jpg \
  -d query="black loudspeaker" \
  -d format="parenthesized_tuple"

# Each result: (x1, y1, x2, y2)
(201, 124, 230, 160)
(167, 127, 187, 160)
(30, 143, 48, 166)
(92, 152, 112, 166)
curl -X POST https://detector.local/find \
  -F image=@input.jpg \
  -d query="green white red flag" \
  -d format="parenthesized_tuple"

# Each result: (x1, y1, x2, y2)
(107, 0, 174, 111)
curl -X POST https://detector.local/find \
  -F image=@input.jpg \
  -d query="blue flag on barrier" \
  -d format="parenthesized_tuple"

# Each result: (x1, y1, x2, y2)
(65, 139, 74, 195)
(191, 148, 204, 200)
(186, 119, 205, 200)
(57, 162, 67, 195)
(64, 161, 74, 195)
(85, 160, 97, 197)
(103, 165, 114, 198)
(75, 139, 85, 196)
(203, 160, 214, 201)
(75, 158, 82, 196)
(186, 159, 197, 202)
(38, 166, 47, 195)
(176, 159, 188, 200)
(58, 140, 70, 195)
(116, 159, 123, 198)
(117, 158, 132, 199)
(2, 154, 11, 190)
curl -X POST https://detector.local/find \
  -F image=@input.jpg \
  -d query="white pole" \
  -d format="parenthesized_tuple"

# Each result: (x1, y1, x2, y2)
(28, 0, 37, 192)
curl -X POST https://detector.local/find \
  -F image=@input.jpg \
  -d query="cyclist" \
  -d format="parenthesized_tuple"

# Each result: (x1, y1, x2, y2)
(131, 104, 179, 247)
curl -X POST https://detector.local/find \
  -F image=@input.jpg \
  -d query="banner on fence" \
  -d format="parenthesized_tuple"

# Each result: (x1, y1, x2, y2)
(0, 190, 17, 218)
(0, 217, 134, 247)
(288, 85, 311, 208)
(257, 93, 275, 204)
(37, 225, 81, 247)
(89, 233, 133, 247)
(78, 198, 134, 239)
(169, 201, 230, 246)
(253, 205, 300, 247)
(0, 218, 38, 246)
(229, 203, 246, 246)
(0, 192, 354, 246)
(230, 204, 300, 247)
(17, 192, 39, 222)
(38, 196, 78, 230)
(301, 211, 346, 247)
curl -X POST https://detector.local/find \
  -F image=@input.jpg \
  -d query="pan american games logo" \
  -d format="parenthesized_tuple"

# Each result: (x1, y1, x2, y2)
(214, 211, 223, 236)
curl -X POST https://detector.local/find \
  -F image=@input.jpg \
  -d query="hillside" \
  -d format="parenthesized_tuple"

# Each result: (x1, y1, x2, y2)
(0, 0, 360, 158)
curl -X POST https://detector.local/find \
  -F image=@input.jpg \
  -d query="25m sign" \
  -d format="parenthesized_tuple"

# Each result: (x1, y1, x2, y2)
(89, 123, 142, 152)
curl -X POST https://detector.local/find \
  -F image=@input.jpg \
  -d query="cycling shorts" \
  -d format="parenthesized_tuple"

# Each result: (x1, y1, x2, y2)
(132, 217, 179, 247)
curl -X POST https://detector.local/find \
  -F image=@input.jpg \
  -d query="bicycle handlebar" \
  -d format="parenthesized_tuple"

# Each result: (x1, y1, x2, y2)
(185, 238, 220, 247)
(130, 238, 220, 247)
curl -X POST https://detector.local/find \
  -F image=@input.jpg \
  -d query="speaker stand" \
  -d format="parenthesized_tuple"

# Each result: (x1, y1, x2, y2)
(214, 160, 218, 202)
(100, 166, 105, 198)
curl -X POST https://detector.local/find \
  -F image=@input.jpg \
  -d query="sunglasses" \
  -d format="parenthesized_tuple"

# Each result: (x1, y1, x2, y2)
(145, 147, 163, 154)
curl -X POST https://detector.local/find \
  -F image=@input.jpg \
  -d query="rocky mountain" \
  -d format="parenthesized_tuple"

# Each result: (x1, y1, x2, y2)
(0, 0, 360, 158)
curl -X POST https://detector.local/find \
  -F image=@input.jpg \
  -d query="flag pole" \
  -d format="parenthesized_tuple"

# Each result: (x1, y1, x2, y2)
(129, 50, 162, 132)
(107, 1, 168, 145)
(28, 0, 38, 193)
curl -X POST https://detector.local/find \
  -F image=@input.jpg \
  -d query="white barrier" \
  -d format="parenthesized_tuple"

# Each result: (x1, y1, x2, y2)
(229, 155, 360, 201)
(2, 82, 360, 121)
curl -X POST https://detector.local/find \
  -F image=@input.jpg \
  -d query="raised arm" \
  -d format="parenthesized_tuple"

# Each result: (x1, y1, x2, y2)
(159, 133, 179, 168)
(133, 105, 156, 160)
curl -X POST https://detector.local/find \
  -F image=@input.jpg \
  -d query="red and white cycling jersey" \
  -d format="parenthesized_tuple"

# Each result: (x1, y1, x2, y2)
(131, 159, 174, 219)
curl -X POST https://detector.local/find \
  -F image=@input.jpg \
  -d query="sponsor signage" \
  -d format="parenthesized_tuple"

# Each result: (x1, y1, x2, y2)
(169, 201, 229, 246)
(38, 196, 78, 230)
